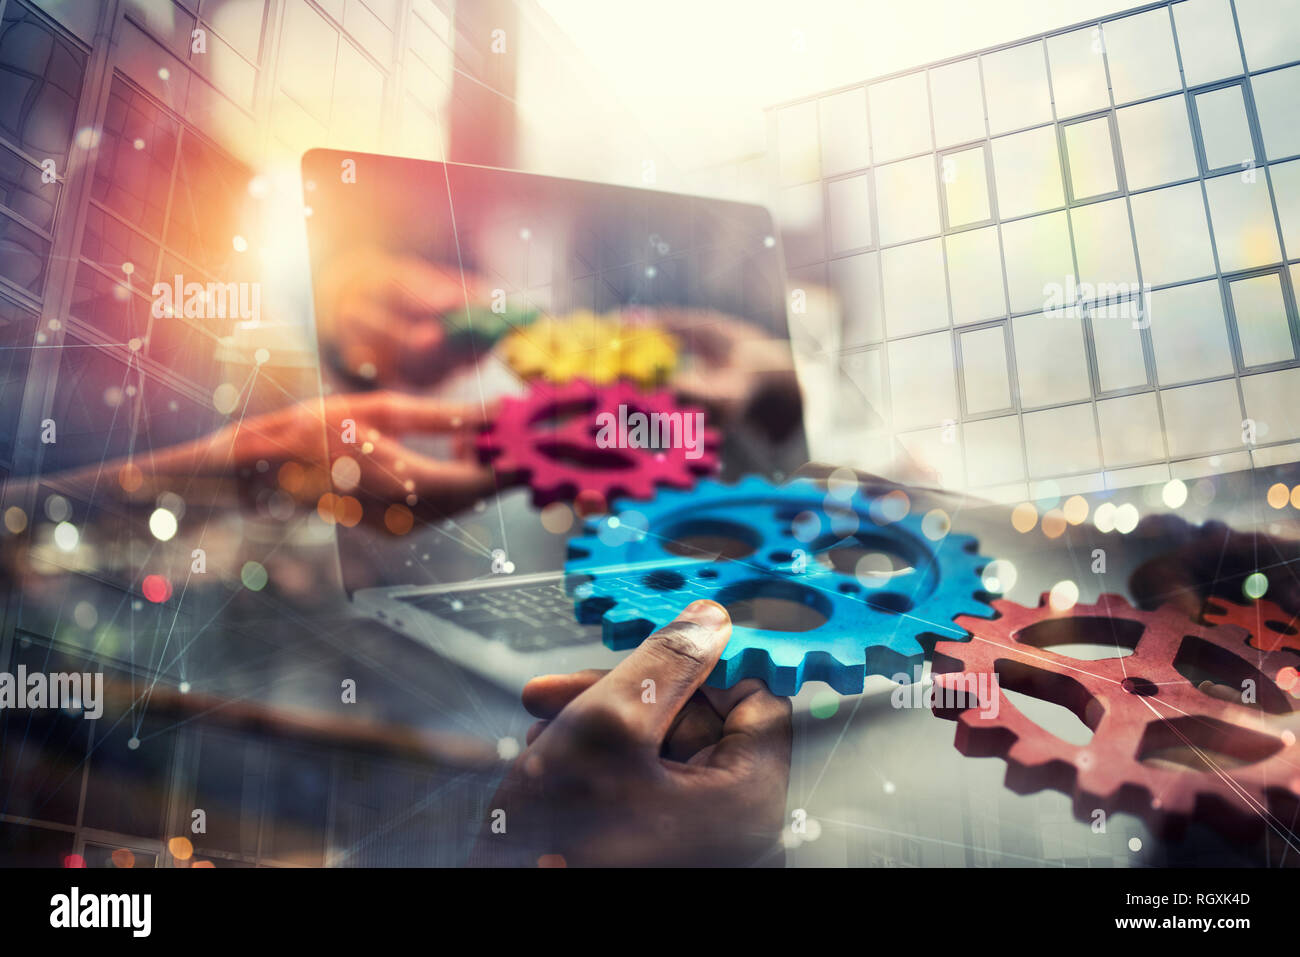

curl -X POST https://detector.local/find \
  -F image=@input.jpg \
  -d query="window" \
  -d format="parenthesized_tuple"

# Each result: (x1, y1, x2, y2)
(1227, 271, 1295, 367)
(1047, 26, 1111, 119)
(1063, 115, 1119, 200)
(0, 1, 87, 169)
(80, 205, 158, 279)
(1070, 197, 1138, 292)
(940, 146, 991, 228)
(887, 332, 958, 431)
(1235, 0, 1300, 71)
(1193, 84, 1257, 174)
(960, 324, 1012, 414)
(964, 415, 1025, 487)
(92, 80, 178, 239)
(775, 100, 820, 186)
(881, 239, 949, 337)
(1001, 212, 1074, 314)
(1116, 96, 1199, 190)
(1268, 160, 1300, 255)
(1147, 280, 1236, 383)
(1250, 66, 1300, 161)
(831, 252, 884, 347)
(1097, 392, 1164, 465)
(839, 348, 887, 426)
(992, 126, 1064, 218)
(1173, 0, 1244, 86)
(776, 182, 824, 267)
(982, 42, 1053, 136)
(1022, 403, 1100, 476)
(0, 296, 36, 462)
(930, 59, 985, 148)
(874, 156, 940, 245)
(1089, 309, 1149, 392)
(868, 72, 931, 164)
(945, 225, 1006, 324)
(1161, 379, 1242, 457)
(0, 140, 58, 234)
(818, 88, 870, 177)
(1012, 313, 1092, 407)
(279, 0, 339, 123)
(1204, 173, 1282, 272)
(1241, 366, 1300, 443)
(1129, 183, 1216, 285)
(1102, 9, 1182, 104)
(827, 174, 874, 254)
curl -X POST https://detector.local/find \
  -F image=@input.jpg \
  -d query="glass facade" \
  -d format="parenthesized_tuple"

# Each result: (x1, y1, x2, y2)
(774, 0, 1300, 500)
(0, 0, 490, 869)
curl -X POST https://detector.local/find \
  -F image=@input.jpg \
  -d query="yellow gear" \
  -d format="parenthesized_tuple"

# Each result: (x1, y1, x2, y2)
(500, 311, 678, 386)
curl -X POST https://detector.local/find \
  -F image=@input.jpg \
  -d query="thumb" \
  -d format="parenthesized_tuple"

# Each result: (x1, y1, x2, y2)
(556, 600, 732, 748)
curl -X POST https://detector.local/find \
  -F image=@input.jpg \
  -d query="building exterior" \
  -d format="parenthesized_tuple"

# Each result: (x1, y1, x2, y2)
(771, 0, 1300, 500)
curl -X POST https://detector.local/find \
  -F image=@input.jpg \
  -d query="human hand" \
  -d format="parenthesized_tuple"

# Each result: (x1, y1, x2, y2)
(654, 309, 803, 440)
(132, 391, 498, 525)
(1127, 514, 1300, 618)
(478, 600, 792, 867)
(316, 247, 490, 387)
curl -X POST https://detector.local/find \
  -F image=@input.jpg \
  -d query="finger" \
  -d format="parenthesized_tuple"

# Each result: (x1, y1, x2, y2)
(362, 436, 499, 514)
(525, 720, 550, 746)
(557, 600, 732, 748)
(382, 258, 484, 317)
(360, 392, 494, 434)
(662, 695, 725, 762)
(521, 670, 608, 719)
(702, 684, 793, 773)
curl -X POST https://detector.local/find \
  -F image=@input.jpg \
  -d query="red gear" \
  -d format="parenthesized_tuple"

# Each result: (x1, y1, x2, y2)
(932, 593, 1300, 840)
(1201, 597, 1300, 657)
(477, 379, 719, 507)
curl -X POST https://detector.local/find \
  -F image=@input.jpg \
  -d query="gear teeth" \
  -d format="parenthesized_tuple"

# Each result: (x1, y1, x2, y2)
(566, 474, 994, 696)
(478, 379, 719, 508)
(934, 593, 1300, 841)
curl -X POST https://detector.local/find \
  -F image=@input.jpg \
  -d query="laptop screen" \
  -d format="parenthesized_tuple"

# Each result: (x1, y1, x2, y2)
(301, 150, 808, 593)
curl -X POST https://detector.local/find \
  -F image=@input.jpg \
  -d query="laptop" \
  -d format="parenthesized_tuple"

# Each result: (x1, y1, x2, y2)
(301, 150, 808, 694)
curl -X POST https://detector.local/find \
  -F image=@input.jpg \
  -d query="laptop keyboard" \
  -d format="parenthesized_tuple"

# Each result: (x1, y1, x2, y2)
(397, 581, 596, 653)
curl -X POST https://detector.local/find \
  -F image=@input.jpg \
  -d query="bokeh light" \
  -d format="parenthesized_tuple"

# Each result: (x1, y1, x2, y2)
(540, 502, 574, 534)
(241, 561, 269, 591)
(1011, 502, 1037, 533)
(1093, 502, 1117, 533)
(1161, 479, 1188, 509)
(921, 508, 950, 540)
(1062, 494, 1089, 525)
(142, 574, 172, 603)
(383, 504, 414, 535)
(149, 507, 178, 541)
(53, 521, 79, 552)
(981, 558, 1017, 594)
(1049, 579, 1079, 611)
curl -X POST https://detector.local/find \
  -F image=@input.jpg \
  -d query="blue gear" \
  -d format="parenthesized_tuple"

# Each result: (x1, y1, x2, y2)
(564, 476, 995, 695)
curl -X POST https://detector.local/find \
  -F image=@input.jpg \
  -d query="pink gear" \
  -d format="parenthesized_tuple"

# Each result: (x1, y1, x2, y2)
(477, 379, 719, 507)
